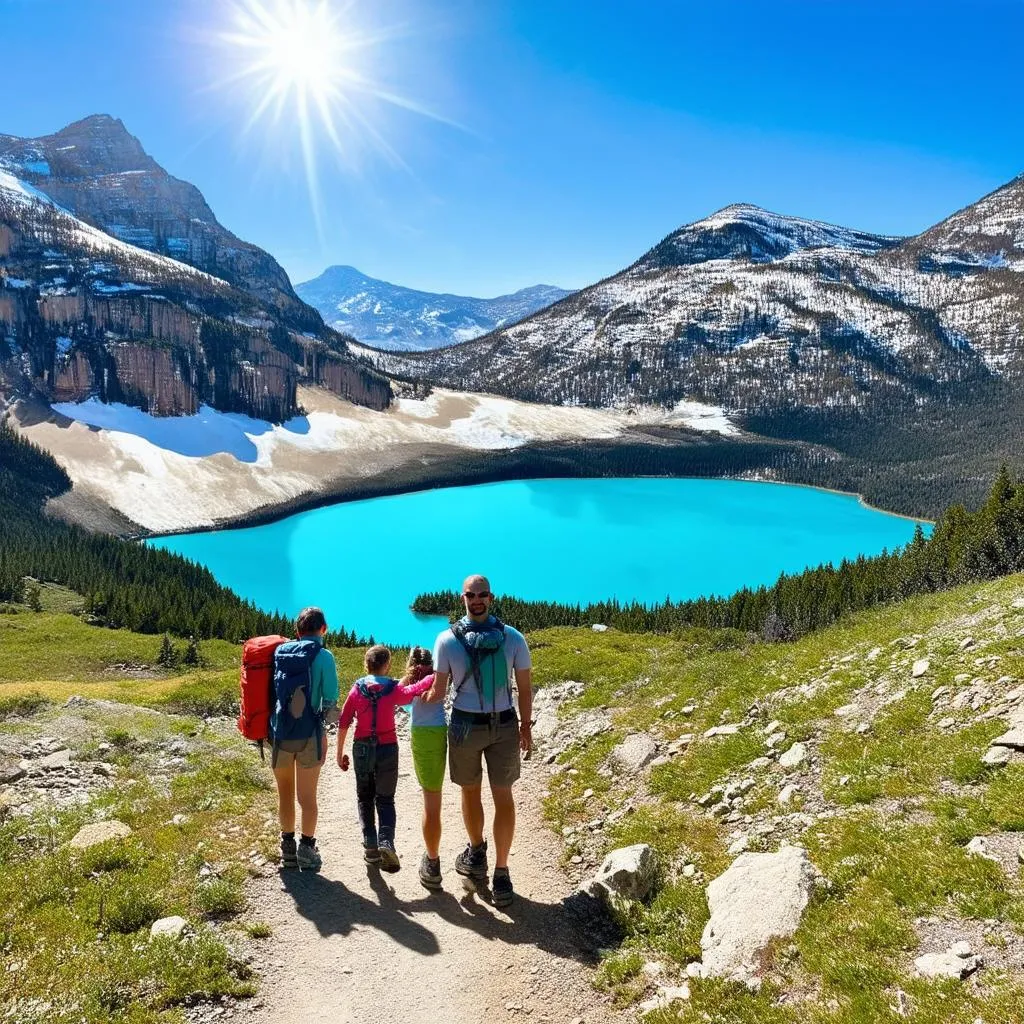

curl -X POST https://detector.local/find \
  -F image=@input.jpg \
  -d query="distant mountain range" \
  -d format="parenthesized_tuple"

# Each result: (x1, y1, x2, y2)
(296, 265, 571, 351)
(363, 184, 1024, 413)
(0, 115, 390, 419)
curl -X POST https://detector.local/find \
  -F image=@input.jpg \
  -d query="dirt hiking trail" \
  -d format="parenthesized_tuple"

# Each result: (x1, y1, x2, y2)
(247, 733, 625, 1024)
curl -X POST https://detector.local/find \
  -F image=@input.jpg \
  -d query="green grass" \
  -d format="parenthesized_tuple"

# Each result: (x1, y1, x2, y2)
(0, 727, 273, 1023)
(530, 573, 1024, 1022)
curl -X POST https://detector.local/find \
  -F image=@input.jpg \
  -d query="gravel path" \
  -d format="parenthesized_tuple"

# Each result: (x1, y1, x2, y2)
(246, 735, 623, 1024)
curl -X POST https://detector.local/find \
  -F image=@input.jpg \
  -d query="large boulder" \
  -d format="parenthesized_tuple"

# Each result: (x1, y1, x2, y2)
(611, 734, 658, 775)
(701, 846, 817, 982)
(69, 820, 132, 850)
(581, 844, 658, 903)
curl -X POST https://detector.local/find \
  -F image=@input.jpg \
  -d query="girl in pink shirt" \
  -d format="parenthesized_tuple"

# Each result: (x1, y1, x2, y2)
(336, 644, 433, 872)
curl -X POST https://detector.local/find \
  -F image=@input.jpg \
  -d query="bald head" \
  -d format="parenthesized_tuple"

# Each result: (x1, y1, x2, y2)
(461, 574, 493, 622)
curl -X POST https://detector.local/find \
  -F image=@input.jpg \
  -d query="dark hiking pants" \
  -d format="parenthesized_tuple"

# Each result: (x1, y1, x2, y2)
(354, 741, 399, 846)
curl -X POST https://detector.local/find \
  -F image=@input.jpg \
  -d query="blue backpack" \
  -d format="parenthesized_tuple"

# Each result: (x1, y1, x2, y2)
(269, 639, 324, 765)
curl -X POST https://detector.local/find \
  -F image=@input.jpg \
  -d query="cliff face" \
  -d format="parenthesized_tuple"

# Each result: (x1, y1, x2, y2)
(0, 117, 392, 420)
(0, 116, 313, 326)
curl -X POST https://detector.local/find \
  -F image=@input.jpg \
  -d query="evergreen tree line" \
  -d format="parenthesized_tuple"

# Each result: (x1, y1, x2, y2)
(412, 466, 1024, 640)
(0, 418, 365, 646)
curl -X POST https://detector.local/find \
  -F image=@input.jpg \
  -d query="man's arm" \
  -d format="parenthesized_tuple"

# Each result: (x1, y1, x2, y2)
(425, 671, 449, 704)
(515, 668, 533, 754)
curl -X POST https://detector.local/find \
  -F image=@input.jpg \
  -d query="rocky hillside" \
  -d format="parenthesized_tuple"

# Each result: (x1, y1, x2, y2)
(533, 571, 1024, 1020)
(365, 179, 1024, 415)
(0, 116, 391, 419)
(296, 264, 571, 350)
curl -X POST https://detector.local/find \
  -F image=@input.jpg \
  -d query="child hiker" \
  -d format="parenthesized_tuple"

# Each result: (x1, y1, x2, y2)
(336, 645, 434, 872)
(405, 646, 448, 890)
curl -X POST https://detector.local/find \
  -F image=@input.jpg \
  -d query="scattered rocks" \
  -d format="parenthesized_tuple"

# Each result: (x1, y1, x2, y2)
(150, 915, 189, 940)
(982, 746, 1012, 766)
(704, 724, 741, 738)
(990, 728, 1024, 750)
(914, 946, 980, 980)
(610, 734, 658, 775)
(580, 843, 657, 903)
(778, 784, 799, 806)
(0, 765, 26, 785)
(778, 742, 807, 769)
(69, 820, 132, 850)
(38, 749, 72, 770)
(591, 623, 608, 633)
(638, 983, 690, 1012)
(701, 846, 817, 982)
(912, 659, 931, 679)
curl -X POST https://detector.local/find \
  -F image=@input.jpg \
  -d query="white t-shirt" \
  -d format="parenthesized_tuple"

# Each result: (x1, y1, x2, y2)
(433, 619, 532, 713)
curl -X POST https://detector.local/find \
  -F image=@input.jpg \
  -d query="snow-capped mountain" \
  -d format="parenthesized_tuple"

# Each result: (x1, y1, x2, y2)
(361, 179, 1024, 413)
(0, 116, 390, 418)
(296, 265, 572, 350)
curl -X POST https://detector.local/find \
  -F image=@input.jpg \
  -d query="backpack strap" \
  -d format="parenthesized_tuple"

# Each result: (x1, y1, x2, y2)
(451, 619, 508, 714)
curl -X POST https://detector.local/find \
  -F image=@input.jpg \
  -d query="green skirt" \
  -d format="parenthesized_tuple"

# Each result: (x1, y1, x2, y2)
(410, 725, 448, 792)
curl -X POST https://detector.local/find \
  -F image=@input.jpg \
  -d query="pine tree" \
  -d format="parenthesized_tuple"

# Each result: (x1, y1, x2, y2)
(157, 633, 178, 667)
(183, 636, 201, 667)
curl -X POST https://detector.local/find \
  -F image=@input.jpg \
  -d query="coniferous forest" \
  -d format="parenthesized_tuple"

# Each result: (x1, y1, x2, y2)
(413, 465, 1024, 640)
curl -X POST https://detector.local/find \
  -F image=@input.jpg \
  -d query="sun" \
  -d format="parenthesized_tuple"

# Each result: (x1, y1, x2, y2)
(212, 0, 442, 229)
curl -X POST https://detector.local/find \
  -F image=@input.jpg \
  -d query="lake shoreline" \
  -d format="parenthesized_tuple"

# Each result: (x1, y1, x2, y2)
(134, 432, 810, 539)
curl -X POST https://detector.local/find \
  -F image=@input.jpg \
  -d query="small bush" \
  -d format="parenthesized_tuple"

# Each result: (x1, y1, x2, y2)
(104, 882, 162, 934)
(0, 691, 47, 719)
(196, 878, 245, 918)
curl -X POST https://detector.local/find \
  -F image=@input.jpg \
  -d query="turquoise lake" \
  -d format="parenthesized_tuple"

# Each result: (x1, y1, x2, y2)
(150, 478, 924, 645)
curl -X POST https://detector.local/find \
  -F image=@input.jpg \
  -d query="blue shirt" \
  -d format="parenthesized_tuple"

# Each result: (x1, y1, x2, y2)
(433, 618, 531, 714)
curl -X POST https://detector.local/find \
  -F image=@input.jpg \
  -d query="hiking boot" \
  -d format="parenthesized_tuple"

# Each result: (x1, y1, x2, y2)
(455, 840, 488, 881)
(280, 835, 298, 869)
(418, 852, 443, 890)
(378, 837, 401, 874)
(363, 843, 381, 865)
(492, 867, 514, 908)
(296, 839, 322, 872)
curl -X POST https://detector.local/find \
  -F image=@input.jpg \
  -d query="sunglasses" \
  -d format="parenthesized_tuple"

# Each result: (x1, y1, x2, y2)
(463, 591, 492, 599)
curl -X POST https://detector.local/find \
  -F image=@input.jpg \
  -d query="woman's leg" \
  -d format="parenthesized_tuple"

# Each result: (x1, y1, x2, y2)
(295, 761, 323, 838)
(272, 757, 297, 833)
(421, 789, 443, 859)
(374, 744, 400, 845)
(356, 769, 378, 846)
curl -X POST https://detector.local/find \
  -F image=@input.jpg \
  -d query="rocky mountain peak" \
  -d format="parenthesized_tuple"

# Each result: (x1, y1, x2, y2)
(638, 204, 901, 271)
(18, 114, 158, 178)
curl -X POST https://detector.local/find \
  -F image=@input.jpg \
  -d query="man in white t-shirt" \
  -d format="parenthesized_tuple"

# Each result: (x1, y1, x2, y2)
(430, 573, 532, 907)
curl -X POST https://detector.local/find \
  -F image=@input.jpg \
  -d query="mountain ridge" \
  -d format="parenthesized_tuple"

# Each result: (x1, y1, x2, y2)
(361, 174, 1024, 415)
(296, 263, 572, 350)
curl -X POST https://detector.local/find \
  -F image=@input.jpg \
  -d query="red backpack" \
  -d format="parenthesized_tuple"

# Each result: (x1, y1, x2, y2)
(238, 635, 290, 756)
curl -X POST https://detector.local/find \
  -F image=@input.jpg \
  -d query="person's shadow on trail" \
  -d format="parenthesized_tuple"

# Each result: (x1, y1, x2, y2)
(279, 870, 441, 956)
(365, 868, 610, 965)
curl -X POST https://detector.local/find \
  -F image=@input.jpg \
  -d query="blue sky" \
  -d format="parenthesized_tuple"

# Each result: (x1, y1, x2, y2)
(2, 0, 1022, 295)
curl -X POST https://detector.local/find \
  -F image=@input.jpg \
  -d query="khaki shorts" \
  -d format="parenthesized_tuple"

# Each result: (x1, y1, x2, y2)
(273, 731, 326, 769)
(448, 715, 521, 788)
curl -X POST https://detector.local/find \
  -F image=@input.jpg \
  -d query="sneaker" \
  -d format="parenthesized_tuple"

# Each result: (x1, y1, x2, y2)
(418, 852, 443, 890)
(492, 867, 514, 908)
(280, 835, 298, 869)
(378, 837, 401, 874)
(455, 840, 489, 881)
(363, 844, 381, 865)
(296, 840, 323, 872)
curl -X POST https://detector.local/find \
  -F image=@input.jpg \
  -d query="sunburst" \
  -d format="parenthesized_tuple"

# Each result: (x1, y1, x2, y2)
(212, 0, 447, 228)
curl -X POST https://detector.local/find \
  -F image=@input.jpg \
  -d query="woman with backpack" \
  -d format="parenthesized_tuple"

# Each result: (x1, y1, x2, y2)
(335, 645, 434, 872)
(270, 606, 340, 872)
